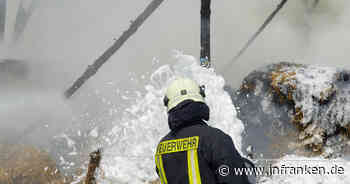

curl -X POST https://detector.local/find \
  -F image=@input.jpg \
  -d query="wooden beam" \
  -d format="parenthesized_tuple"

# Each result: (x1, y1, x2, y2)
(65, 0, 165, 98)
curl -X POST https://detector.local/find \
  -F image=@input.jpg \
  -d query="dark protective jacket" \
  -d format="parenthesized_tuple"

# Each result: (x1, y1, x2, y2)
(155, 100, 253, 184)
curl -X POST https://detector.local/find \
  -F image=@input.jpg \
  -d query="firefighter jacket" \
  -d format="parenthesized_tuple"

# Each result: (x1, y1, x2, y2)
(155, 100, 252, 184)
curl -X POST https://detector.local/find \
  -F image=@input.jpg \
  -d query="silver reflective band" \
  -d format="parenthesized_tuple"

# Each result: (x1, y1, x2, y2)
(187, 149, 201, 184)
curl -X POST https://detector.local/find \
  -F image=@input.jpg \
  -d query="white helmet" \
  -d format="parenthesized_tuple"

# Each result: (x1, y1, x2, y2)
(163, 77, 206, 112)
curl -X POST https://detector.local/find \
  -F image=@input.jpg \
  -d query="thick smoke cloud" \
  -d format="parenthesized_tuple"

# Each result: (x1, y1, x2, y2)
(7, 0, 350, 88)
(1, 0, 350, 146)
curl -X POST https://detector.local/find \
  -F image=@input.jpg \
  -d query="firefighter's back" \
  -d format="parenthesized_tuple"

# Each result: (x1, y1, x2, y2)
(155, 123, 239, 184)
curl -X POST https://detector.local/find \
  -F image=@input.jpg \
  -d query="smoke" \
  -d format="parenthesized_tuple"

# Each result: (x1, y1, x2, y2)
(0, 91, 72, 145)
(1, 0, 350, 149)
(215, 0, 350, 86)
(6, 0, 350, 87)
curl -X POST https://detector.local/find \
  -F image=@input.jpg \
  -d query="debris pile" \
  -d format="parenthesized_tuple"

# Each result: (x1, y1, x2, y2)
(233, 62, 350, 158)
(0, 144, 66, 184)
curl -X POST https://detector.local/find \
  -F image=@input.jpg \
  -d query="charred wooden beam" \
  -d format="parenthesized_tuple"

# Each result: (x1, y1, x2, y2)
(85, 149, 102, 184)
(200, 0, 211, 68)
(65, 0, 165, 98)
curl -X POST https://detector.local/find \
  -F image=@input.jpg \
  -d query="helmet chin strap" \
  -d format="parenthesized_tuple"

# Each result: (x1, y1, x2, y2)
(163, 95, 170, 107)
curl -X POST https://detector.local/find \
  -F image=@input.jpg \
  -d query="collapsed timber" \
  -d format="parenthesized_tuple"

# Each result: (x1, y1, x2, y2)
(0, 144, 101, 184)
(0, 145, 161, 184)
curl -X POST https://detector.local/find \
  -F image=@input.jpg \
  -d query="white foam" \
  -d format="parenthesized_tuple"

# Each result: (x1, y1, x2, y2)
(92, 54, 350, 184)
(98, 53, 244, 183)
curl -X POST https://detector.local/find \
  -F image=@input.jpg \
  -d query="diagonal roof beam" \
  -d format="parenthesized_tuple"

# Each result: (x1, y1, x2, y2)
(13, 0, 38, 41)
(65, 0, 165, 98)
(0, 0, 6, 42)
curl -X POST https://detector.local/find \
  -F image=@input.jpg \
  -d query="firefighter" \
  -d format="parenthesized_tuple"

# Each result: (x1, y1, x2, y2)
(155, 77, 254, 184)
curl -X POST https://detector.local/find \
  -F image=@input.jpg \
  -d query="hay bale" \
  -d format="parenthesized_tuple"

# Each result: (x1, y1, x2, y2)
(0, 144, 66, 184)
(232, 62, 350, 159)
